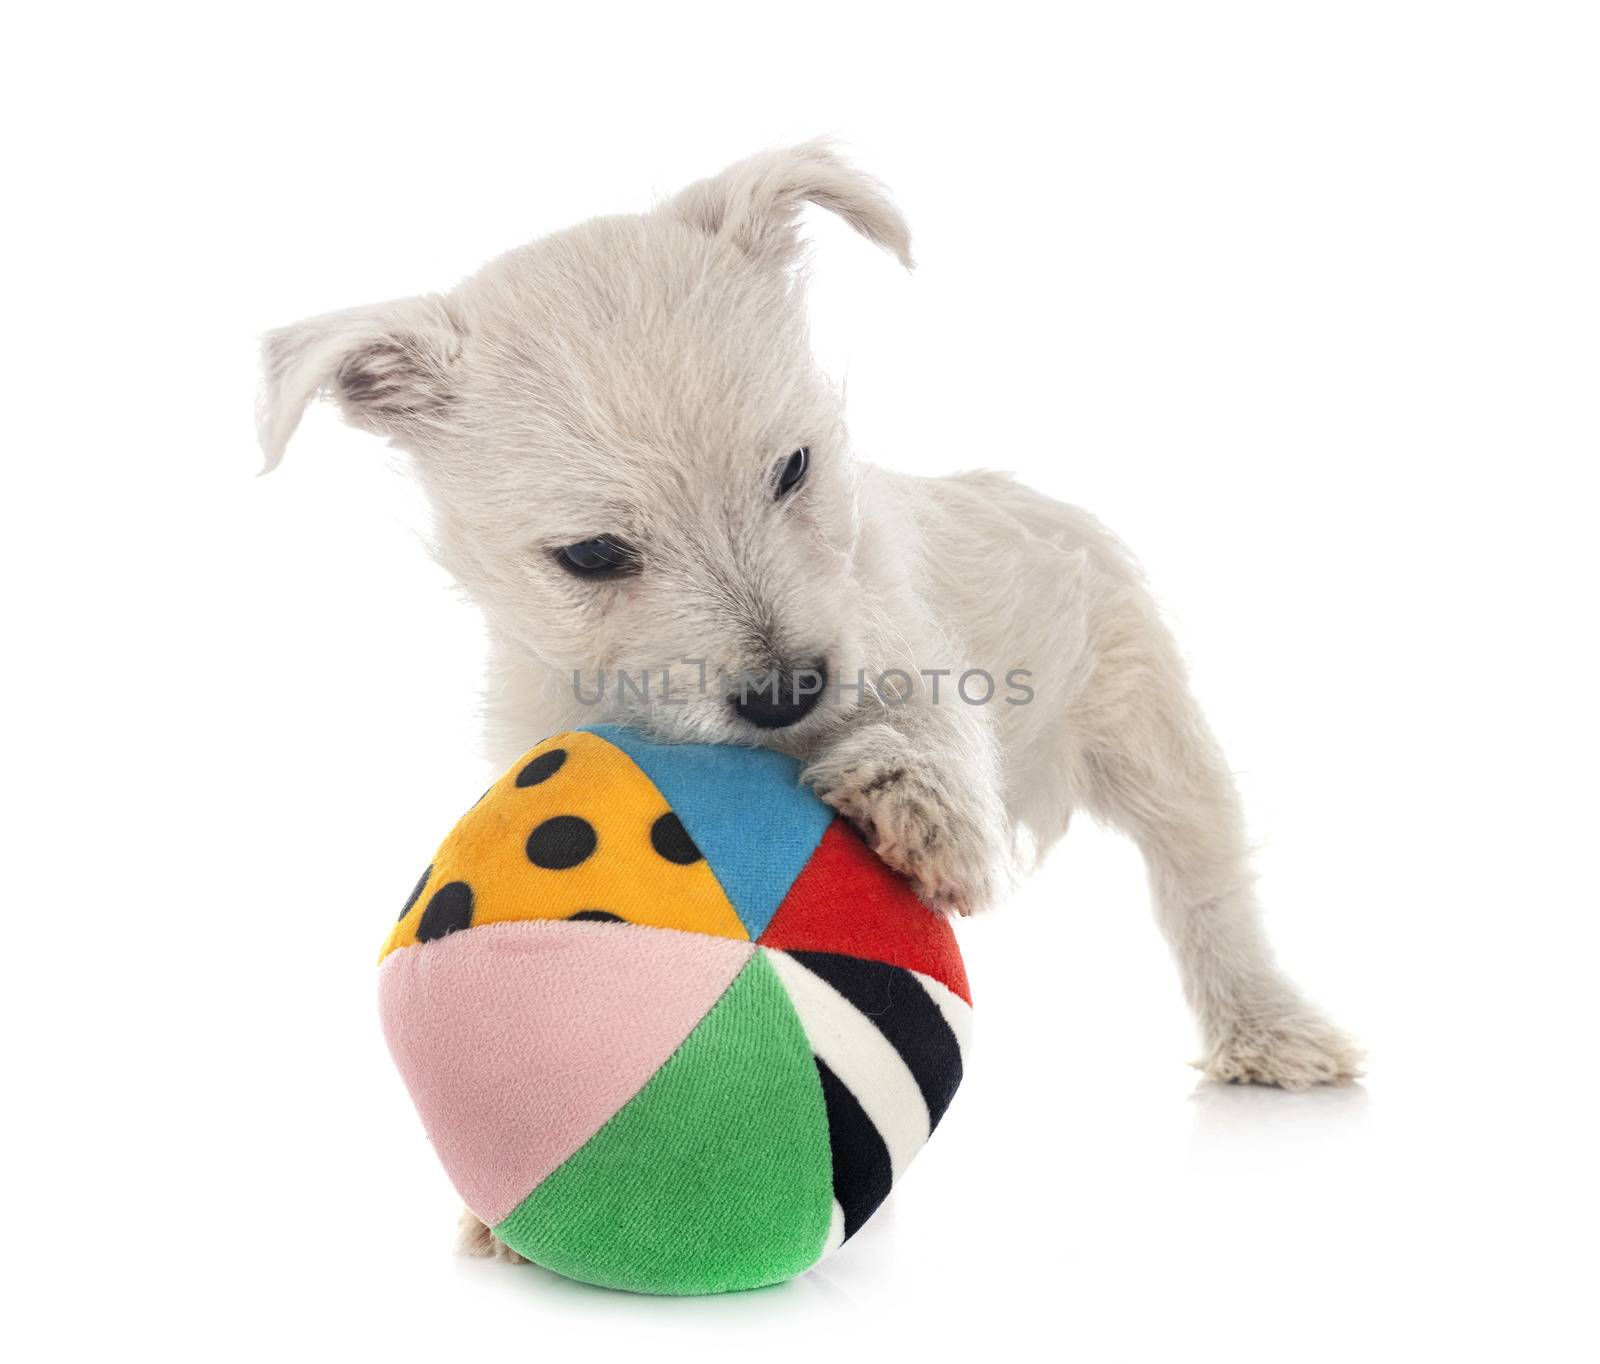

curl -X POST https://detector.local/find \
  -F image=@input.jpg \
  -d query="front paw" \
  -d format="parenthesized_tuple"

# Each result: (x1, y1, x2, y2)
(1199, 1010, 1365, 1089)
(456, 1207, 526, 1264)
(803, 725, 1002, 916)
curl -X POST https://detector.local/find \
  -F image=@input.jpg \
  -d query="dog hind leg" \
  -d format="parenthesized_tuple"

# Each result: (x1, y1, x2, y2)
(1070, 580, 1362, 1088)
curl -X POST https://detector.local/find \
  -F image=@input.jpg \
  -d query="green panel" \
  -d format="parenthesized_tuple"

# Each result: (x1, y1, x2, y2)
(495, 952, 834, 1294)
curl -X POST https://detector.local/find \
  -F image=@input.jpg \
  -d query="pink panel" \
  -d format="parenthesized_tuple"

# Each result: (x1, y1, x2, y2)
(378, 920, 753, 1225)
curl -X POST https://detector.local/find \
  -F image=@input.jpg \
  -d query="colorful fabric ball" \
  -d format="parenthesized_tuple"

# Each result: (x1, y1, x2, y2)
(379, 726, 972, 1295)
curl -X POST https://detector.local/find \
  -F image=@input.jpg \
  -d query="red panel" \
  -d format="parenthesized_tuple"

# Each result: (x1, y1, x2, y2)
(758, 819, 971, 1004)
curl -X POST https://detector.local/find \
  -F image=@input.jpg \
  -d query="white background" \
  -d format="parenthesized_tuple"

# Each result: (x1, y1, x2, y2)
(5, 3, 1597, 1360)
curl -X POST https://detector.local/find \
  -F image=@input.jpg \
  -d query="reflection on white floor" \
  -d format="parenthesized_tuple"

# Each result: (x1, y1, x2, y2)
(1187, 1074, 1372, 1156)
(420, 1058, 1587, 1364)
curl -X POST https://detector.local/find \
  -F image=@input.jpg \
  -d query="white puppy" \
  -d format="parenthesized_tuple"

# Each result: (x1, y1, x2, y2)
(261, 142, 1360, 1254)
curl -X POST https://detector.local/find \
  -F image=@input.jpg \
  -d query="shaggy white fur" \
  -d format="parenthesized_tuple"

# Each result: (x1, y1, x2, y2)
(260, 141, 1360, 1104)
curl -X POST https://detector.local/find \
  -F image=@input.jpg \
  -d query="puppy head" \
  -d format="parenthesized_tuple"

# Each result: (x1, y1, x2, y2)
(260, 142, 912, 750)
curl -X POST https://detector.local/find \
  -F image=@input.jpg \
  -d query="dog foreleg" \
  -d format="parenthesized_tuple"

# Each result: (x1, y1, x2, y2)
(802, 693, 1009, 917)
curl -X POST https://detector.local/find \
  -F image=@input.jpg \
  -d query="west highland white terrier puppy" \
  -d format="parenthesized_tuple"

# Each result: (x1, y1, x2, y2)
(260, 142, 1360, 1258)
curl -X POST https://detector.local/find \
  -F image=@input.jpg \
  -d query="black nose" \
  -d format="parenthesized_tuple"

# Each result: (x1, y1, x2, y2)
(729, 660, 828, 729)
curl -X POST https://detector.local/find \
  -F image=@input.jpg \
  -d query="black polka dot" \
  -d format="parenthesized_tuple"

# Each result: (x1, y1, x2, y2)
(399, 864, 432, 922)
(416, 881, 474, 942)
(517, 749, 568, 787)
(650, 812, 702, 865)
(526, 815, 597, 869)
(569, 909, 625, 923)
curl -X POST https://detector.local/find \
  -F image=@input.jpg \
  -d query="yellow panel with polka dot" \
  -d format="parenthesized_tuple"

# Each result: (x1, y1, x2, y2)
(380, 731, 748, 961)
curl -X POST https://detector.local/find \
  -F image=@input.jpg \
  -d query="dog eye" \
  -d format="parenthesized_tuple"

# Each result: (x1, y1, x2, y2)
(773, 447, 809, 499)
(555, 536, 638, 578)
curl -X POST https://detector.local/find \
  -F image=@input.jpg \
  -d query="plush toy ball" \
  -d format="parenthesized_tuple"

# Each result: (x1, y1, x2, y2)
(378, 725, 972, 1295)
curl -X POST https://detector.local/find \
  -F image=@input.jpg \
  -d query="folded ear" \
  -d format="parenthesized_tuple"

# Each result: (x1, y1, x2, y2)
(256, 294, 463, 472)
(667, 139, 914, 272)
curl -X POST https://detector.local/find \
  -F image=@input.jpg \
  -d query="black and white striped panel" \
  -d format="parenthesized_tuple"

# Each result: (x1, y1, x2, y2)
(764, 948, 972, 1246)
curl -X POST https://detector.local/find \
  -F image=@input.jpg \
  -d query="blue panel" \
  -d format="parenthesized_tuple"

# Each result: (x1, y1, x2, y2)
(584, 726, 833, 940)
